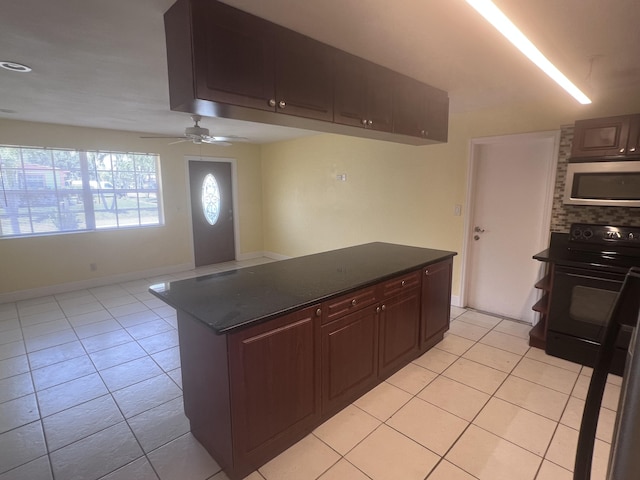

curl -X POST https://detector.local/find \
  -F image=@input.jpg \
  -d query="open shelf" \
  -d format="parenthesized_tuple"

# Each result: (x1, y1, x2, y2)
(534, 274, 551, 291)
(532, 293, 549, 314)
(529, 319, 546, 349)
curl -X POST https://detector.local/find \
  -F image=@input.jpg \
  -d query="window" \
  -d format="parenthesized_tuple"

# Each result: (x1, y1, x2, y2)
(0, 145, 163, 238)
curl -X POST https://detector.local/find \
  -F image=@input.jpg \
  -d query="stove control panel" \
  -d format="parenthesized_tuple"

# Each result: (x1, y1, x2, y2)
(570, 224, 640, 246)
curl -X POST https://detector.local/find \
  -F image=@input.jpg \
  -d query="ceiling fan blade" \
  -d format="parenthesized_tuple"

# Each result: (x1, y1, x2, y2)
(202, 138, 232, 146)
(210, 135, 248, 142)
(168, 138, 190, 145)
(140, 135, 188, 139)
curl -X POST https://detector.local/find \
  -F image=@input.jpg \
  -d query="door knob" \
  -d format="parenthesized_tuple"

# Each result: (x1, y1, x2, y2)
(474, 226, 485, 233)
(474, 235, 480, 241)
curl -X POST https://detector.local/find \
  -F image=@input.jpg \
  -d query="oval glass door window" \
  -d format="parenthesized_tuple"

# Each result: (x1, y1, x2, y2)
(201, 173, 220, 225)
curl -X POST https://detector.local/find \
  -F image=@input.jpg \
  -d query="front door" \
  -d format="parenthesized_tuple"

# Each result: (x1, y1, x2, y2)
(465, 132, 557, 323)
(189, 160, 235, 267)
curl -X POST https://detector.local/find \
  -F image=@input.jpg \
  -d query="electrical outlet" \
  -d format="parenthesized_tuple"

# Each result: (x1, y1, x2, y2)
(336, 174, 347, 181)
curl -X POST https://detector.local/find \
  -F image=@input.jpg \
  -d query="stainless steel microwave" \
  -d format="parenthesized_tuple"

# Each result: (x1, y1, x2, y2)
(564, 161, 640, 207)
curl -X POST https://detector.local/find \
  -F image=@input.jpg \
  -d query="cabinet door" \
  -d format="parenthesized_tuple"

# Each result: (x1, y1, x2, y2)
(274, 27, 334, 121)
(392, 75, 423, 137)
(321, 306, 378, 416)
(365, 63, 394, 132)
(421, 259, 453, 349)
(229, 305, 321, 466)
(627, 114, 640, 156)
(333, 51, 367, 128)
(333, 52, 393, 132)
(378, 288, 421, 378)
(571, 115, 632, 158)
(393, 75, 448, 141)
(190, 0, 275, 111)
(422, 87, 449, 143)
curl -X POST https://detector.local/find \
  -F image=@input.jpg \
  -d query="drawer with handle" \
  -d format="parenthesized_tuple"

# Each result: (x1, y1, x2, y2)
(323, 285, 378, 324)
(381, 270, 421, 297)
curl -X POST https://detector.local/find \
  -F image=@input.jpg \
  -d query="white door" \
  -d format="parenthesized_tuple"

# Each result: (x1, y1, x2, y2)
(464, 132, 558, 323)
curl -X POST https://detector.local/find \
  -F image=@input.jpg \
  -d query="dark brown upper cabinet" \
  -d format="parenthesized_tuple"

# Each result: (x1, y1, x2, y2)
(164, 0, 448, 145)
(333, 51, 394, 132)
(571, 114, 640, 160)
(189, 0, 275, 112)
(273, 27, 334, 121)
(393, 75, 449, 143)
(168, 0, 332, 121)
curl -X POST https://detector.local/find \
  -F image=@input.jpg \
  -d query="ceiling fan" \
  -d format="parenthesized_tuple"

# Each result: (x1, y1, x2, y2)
(141, 115, 246, 146)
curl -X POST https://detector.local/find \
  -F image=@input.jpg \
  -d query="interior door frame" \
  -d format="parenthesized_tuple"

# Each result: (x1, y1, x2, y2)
(185, 155, 240, 268)
(459, 130, 560, 319)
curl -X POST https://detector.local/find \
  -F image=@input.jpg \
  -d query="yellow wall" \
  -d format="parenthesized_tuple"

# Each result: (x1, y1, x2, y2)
(0, 119, 263, 294)
(259, 96, 640, 298)
(3, 90, 639, 298)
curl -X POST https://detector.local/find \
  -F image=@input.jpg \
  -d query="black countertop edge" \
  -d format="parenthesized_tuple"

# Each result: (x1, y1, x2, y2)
(533, 249, 550, 262)
(149, 242, 457, 335)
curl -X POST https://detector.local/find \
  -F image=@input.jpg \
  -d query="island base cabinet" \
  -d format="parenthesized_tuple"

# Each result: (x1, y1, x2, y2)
(228, 305, 322, 478)
(173, 256, 455, 479)
(321, 306, 379, 417)
(378, 287, 421, 379)
(421, 258, 453, 349)
(176, 312, 234, 474)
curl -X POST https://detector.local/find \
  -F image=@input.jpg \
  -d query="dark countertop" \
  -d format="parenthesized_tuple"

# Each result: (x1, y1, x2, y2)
(149, 242, 457, 334)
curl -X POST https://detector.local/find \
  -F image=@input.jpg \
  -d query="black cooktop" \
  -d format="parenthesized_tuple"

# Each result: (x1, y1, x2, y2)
(537, 224, 640, 273)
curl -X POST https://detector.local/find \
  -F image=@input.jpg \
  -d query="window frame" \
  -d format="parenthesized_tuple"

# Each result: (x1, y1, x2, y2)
(0, 145, 164, 239)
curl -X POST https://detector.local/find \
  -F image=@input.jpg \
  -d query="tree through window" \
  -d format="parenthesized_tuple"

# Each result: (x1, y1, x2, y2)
(0, 145, 163, 237)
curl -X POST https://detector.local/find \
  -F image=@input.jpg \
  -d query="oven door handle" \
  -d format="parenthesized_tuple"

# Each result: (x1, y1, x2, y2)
(574, 267, 640, 480)
(555, 266, 627, 284)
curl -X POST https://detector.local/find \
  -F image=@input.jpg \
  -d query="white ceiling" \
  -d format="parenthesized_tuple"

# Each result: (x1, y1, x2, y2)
(1, 0, 639, 144)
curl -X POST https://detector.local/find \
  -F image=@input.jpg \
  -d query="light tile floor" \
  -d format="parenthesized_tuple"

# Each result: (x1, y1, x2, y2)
(0, 258, 622, 480)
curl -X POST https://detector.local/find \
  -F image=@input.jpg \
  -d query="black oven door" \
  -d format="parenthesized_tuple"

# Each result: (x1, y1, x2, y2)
(547, 265, 632, 373)
(548, 266, 626, 342)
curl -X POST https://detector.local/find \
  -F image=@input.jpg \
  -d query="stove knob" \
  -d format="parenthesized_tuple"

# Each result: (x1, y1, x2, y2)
(630, 233, 637, 241)
(583, 229, 593, 239)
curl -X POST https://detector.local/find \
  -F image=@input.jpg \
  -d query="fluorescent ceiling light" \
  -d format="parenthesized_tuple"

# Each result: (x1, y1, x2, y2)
(466, 0, 592, 105)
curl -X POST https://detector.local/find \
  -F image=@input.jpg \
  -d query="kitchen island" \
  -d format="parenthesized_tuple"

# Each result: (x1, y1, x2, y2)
(150, 242, 456, 479)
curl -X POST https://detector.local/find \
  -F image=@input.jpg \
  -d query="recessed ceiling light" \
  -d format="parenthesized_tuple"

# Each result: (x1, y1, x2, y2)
(0, 61, 32, 73)
(465, 0, 592, 105)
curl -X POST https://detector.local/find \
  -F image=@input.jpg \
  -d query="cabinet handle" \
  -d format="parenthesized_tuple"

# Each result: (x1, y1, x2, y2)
(631, 147, 637, 152)
(315, 308, 322, 317)
(367, 120, 373, 126)
(351, 299, 357, 306)
(425, 269, 430, 276)
(361, 119, 367, 126)
(278, 100, 286, 109)
(421, 129, 429, 137)
(268, 99, 276, 107)
(376, 306, 381, 313)
(381, 304, 386, 311)
(401, 280, 406, 287)
(619, 148, 625, 153)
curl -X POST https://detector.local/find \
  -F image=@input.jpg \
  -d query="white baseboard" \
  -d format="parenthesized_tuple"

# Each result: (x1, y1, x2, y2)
(262, 251, 292, 261)
(235, 251, 267, 261)
(0, 262, 192, 304)
(451, 295, 462, 308)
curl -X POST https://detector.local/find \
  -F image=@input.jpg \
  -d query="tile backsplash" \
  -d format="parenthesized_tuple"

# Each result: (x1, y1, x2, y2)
(549, 125, 640, 232)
